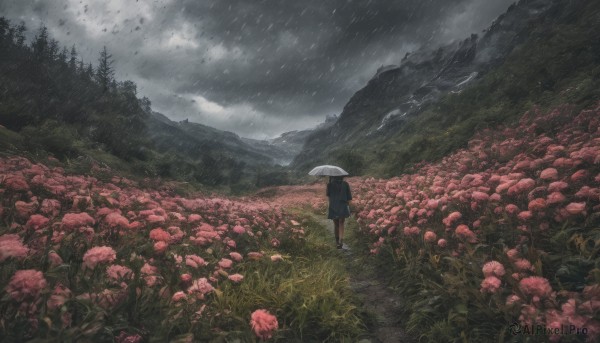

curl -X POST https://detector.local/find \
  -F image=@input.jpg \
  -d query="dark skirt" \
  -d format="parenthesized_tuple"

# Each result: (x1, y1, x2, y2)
(328, 201, 350, 219)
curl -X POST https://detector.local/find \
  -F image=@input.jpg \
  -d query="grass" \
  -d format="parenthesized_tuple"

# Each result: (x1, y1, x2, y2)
(211, 208, 367, 342)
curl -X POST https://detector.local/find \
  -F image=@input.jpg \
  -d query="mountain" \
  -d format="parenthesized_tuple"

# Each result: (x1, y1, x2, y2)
(147, 111, 273, 166)
(0, 17, 288, 189)
(292, 0, 600, 176)
(240, 114, 338, 166)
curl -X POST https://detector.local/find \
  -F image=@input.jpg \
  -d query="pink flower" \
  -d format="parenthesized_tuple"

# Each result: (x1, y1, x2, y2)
(228, 274, 244, 283)
(403, 226, 420, 236)
(167, 226, 185, 242)
(507, 178, 536, 195)
(0, 234, 29, 262)
(514, 258, 533, 272)
(426, 199, 439, 209)
(115, 332, 143, 343)
(141, 262, 158, 275)
(517, 211, 533, 221)
(230, 252, 243, 262)
(506, 294, 521, 305)
(527, 198, 546, 212)
(548, 181, 569, 192)
(82, 246, 117, 270)
(505, 204, 520, 215)
(480, 276, 502, 293)
(471, 191, 489, 202)
(442, 211, 462, 227)
(519, 276, 553, 298)
(149, 228, 171, 242)
(153, 241, 168, 254)
(25, 214, 50, 231)
(250, 309, 278, 340)
(4, 175, 30, 191)
(5, 269, 48, 302)
(455, 224, 477, 243)
(547, 192, 566, 204)
(185, 255, 207, 269)
(187, 214, 202, 223)
(437, 239, 447, 248)
(570, 170, 588, 182)
(47, 284, 71, 310)
(270, 238, 280, 247)
(147, 214, 165, 224)
(171, 291, 186, 302)
(565, 202, 586, 215)
(506, 248, 520, 261)
(41, 199, 61, 218)
(482, 261, 506, 277)
(423, 231, 437, 243)
(180, 273, 192, 286)
(106, 265, 133, 281)
(540, 168, 559, 180)
(14, 200, 39, 218)
(232, 225, 246, 234)
(105, 212, 130, 228)
(48, 251, 63, 267)
(187, 278, 214, 296)
(61, 212, 95, 230)
(270, 254, 283, 262)
(218, 258, 233, 269)
(247, 252, 264, 260)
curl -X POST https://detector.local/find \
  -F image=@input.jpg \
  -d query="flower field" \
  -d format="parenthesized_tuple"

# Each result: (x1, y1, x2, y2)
(351, 104, 600, 341)
(2, 104, 599, 342)
(0, 156, 361, 341)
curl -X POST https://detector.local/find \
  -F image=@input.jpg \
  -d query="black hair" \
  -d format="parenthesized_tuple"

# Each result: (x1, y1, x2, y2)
(328, 176, 344, 194)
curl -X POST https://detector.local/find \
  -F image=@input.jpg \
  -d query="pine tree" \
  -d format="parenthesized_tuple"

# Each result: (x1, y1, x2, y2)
(86, 62, 94, 80)
(14, 22, 26, 47)
(32, 25, 49, 61)
(96, 46, 114, 93)
(69, 45, 78, 71)
(58, 46, 68, 65)
(0, 17, 9, 43)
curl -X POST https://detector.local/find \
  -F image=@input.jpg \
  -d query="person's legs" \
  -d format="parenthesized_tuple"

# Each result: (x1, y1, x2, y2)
(338, 217, 345, 248)
(333, 218, 340, 244)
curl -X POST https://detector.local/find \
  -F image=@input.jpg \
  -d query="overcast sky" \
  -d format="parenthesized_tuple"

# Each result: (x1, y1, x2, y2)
(1, 0, 515, 139)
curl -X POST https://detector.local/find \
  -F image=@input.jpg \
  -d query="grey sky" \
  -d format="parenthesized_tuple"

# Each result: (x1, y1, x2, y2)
(1, 0, 515, 139)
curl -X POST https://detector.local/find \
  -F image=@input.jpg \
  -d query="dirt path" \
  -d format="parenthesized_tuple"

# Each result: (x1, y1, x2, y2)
(253, 185, 411, 342)
(317, 217, 412, 343)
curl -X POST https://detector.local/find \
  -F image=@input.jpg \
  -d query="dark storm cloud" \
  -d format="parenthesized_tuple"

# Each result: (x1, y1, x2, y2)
(0, 0, 515, 139)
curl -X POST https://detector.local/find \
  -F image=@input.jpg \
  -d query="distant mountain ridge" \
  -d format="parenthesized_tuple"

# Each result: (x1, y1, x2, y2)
(241, 113, 338, 165)
(292, 0, 600, 176)
(149, 111, 336, 167)
(147, 111, 271, 166)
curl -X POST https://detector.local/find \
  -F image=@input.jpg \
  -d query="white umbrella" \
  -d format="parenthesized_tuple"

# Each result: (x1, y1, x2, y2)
(308, 165, 349, 176)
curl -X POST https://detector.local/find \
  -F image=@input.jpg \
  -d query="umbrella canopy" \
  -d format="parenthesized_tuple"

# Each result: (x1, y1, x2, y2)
(308, 165, 349, 176)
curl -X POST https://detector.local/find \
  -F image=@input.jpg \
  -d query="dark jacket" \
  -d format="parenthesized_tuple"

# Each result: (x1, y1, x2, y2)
(326, 178, 352, 219)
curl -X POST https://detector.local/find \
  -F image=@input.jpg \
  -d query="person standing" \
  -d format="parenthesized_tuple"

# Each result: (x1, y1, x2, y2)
(326, 176, 352, 249)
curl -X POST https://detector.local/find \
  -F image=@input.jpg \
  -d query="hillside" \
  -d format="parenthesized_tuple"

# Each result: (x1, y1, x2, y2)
(0, 18, 293, 190)
(350, 103, 600, 341)
(292, 0, 600, 176)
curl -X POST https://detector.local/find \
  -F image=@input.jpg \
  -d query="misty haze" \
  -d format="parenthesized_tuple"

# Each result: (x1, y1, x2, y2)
(1, 0, 599, 342)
